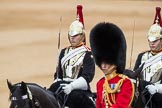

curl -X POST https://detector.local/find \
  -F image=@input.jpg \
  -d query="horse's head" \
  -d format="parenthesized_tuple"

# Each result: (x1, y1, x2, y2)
(124, 63, 144, 80)
(7, 80, 60, 108)
(7, 80, 33, 108)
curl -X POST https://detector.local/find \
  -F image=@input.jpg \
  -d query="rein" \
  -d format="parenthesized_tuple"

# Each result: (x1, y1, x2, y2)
(142, 88, 154, 108)
(132, 74, 154, 108)
(54, 85, 69, 108)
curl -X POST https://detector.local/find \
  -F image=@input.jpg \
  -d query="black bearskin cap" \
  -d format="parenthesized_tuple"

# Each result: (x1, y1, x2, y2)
(90, 22, 127, 73)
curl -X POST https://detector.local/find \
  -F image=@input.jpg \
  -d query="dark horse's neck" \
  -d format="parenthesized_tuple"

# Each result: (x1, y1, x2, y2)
(27, 83, 59, 108)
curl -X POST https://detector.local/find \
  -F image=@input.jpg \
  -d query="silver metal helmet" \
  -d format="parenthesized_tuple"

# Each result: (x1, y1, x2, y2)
(68, 19, 84, 37)
(148, 20, 162, 42)
(148, 7, 162, 42)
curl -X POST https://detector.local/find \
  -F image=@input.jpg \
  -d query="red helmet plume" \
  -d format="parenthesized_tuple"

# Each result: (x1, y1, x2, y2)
(77, 5, 85, 29)
(153, 7, 162, 27)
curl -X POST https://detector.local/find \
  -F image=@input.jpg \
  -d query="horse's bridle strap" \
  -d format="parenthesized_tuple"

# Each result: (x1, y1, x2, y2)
(11, 94, 28, 100)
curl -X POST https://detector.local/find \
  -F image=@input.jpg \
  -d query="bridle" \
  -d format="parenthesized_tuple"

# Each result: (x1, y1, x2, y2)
(10, 94, 32, 108)
(141, 88, 154, 108)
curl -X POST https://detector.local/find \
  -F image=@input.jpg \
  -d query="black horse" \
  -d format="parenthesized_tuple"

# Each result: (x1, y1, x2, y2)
(124, 65, 144, 108)
(124, 64, 162, 108)
(7, 80, 60, 108)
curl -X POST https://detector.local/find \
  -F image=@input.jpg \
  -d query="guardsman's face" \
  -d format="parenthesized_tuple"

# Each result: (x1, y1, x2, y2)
(100, 63, 116, 75)
(148, 39, 162, 52)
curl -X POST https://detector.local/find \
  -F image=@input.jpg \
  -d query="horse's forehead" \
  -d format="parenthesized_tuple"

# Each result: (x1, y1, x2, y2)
(12, 86, 23, 96)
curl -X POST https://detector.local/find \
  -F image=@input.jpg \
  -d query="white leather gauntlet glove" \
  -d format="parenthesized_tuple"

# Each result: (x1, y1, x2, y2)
(146, 83, 162, 95)
(146, 84, 158, 95)
(61, 83, 73, 94)
(61, 77, 88, 94)
(154, 83, 162, 94)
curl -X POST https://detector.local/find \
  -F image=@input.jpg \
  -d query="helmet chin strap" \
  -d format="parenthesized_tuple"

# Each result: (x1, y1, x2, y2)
(104, 65, 117, 76)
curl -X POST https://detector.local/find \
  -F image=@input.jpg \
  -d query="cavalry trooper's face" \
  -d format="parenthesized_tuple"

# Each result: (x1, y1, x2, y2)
(148, 38, 162, 52)
(69, 33, 84, 47)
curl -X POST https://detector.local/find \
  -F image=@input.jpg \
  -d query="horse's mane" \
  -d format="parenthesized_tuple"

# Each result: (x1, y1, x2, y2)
(25, 83, 46, 90)
(14, 82, 46, 90)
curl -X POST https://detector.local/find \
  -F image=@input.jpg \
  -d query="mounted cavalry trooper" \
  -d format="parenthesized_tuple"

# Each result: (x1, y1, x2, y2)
(89, 22, 134, 108)
(133, 7, 162, 108)
(48, 5, 95, 108)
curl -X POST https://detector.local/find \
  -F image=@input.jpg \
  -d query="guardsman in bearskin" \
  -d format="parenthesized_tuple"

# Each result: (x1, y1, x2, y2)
(133, 7, 162, 108)
(48, 5, 95, 108)
(89, 22, 135, 108)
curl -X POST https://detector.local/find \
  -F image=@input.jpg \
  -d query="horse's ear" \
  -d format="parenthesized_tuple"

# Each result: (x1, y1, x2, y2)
(135, 63, 145, 76)
(7, 79, 13, 92)
(21, 81, 27, 94)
